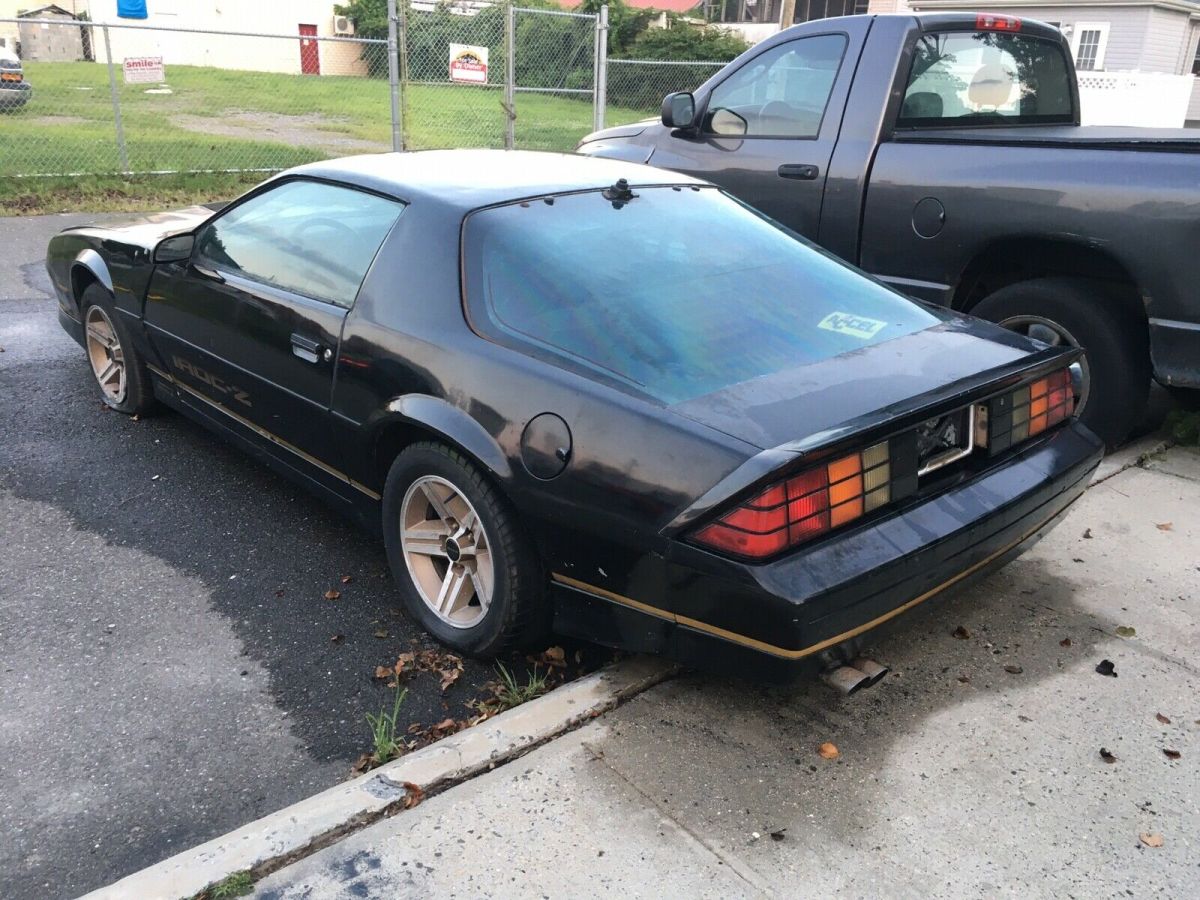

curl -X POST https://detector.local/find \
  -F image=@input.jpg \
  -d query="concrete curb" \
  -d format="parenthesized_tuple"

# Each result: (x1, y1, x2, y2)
(1090, 433, 1172, 485)
(80, 656, 678, 900)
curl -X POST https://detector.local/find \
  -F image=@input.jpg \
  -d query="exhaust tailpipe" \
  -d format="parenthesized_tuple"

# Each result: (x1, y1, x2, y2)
(820, 665, 872, 696)
(850, 657, 890, 687)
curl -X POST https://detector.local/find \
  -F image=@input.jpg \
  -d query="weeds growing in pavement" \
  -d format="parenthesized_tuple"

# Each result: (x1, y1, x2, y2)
(209, 870, 254, 898)
(492, 663, 550, 710)
(366, 683, 409, 764)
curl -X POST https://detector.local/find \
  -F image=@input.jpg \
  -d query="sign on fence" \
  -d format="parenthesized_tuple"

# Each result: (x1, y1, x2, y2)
(123, 56, 164, 84)
(448, 44, 488, 85)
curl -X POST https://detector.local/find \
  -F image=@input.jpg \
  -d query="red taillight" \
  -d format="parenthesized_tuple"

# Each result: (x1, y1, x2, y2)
(977, 14, 1022, 32)
(692, 442, 890, 560)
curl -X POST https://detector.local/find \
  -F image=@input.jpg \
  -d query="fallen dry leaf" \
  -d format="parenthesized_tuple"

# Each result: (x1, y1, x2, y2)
(952, 625, 971, 640)
(769, 829, 786, 842)
(1095, 659, 1117, 677)
(1082, 528, 1093, 539)
(374, 629, 389, 639)
(330, 634, 344, 645)
(1163, 748, 1181, 760)
(1115, 626, 1136, 638)
(1139, 833, 1164, 848)
(374, 665, 393, 680)
(341, 575, 354, 584)
(1100, 747, 1118, 764)
(1156, 522, 1173, 531)
(440, 665, 463, 693)
(324, 589, 341, 601)
(1059, 637, 1073, 647)
(402, 781, 425, 809)
(351, 753, 375, 775)
(817, 742, 839, 760)
(1156, 713, 1171, 725)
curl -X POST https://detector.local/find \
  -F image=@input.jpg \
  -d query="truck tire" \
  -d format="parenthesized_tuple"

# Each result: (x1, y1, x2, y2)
(970, 277, 1149, 447)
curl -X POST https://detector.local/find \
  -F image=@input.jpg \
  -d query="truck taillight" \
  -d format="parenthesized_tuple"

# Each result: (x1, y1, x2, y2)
(692, 442, 891, 559)
(977, 14, 1022, 32)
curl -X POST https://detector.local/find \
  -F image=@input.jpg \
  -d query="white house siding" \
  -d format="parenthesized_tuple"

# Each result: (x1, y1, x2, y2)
(1141, 5, 1192, 69)
(1188, 23, 1200, 123)
(88, 0, 367, 76)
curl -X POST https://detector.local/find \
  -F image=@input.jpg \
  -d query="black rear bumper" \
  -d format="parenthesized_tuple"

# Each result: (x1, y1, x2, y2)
(552, 422, 1103, 681)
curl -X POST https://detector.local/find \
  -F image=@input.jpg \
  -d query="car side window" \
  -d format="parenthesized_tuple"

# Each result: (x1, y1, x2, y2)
(705, 35, 847, 138)
(194, 180, 404, 309)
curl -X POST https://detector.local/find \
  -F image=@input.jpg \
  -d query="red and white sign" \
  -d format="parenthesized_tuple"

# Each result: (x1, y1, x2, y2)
(449, 44, 488, 85)
(123, 56, 165, 84)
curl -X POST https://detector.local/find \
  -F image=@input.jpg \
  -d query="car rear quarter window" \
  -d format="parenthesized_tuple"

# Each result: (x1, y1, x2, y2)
(898, 31, 1074, 128)
(194, 179, 404, 308)
(462, 187, 940, 405)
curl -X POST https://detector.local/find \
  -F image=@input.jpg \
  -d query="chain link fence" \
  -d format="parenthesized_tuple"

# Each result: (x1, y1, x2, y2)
(0, 5, 732, 184)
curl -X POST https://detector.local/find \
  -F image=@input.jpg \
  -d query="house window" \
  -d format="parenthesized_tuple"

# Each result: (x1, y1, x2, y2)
(1192, 36, 1200, 76)
(1072, 22, 1109, 72)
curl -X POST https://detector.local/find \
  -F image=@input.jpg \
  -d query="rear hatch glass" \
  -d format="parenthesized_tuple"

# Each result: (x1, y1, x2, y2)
(462, 186, 940, 405)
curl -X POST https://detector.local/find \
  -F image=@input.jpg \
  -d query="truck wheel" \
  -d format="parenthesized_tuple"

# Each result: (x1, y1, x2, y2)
(80, 282, 157, 416)
(381, 442, 549, 657)
(971, 277, 1149, 447)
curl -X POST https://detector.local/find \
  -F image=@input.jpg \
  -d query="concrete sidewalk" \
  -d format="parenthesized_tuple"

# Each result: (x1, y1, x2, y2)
(253, 444, 1199, 898)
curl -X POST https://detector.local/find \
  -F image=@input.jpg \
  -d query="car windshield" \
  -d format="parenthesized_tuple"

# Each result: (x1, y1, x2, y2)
(462, 186, 940, 404)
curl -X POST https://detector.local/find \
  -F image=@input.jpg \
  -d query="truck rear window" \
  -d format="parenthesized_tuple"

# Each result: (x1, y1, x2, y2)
(898, 31, 1073, 128)
(462, 187, 939, 405)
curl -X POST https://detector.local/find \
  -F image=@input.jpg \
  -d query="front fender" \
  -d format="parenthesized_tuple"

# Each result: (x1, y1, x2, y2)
(384, 394, 514, 481)
(71, 248, 114, 299)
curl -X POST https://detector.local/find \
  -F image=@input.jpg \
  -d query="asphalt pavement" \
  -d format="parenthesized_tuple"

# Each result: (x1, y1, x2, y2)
(0, 214, 588, 899)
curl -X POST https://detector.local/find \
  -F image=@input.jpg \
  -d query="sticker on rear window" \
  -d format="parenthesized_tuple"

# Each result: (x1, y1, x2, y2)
(818, 312, 887, 340)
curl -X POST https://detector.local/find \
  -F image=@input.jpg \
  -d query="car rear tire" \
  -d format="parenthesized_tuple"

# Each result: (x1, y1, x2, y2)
(970, 277, 1149, 447)
(382, 442, 548, 656)
(80, 282, 156, 416)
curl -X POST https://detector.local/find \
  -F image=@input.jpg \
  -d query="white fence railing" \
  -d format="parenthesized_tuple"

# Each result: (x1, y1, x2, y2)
(1077, 71, 1196, 128)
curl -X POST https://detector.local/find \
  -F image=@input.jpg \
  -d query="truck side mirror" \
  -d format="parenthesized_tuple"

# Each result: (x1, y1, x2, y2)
(661, 92, 696, 130)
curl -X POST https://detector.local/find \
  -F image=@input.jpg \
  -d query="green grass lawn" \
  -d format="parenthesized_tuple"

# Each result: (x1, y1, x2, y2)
(0, 61, 646, 211)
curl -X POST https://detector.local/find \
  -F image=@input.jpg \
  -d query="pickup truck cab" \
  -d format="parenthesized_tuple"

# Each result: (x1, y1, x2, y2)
(578, 13, 1200, 445)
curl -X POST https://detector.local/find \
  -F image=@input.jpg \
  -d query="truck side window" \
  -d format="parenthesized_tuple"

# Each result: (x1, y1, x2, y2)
(898, 32, 1074, 128)
(705, 35, 847, 138)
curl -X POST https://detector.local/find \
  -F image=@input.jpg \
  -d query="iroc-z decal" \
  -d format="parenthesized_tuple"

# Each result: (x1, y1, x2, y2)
(172, 356, 252, 407)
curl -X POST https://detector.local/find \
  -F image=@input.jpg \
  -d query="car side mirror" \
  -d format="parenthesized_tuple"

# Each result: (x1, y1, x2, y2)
(154, 233, 194, 263)
(661, 92, 696, 130)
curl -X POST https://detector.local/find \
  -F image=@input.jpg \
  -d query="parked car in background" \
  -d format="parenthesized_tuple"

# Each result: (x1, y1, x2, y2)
(578, 13, 1200, 446)
(0, 46, 31, 110)
(45, 151, 1102, 683)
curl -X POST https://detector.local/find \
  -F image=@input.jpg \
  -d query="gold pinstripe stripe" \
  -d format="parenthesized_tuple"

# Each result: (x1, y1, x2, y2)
(147, 363, 382, 501)
(552, 506, 1069, 661)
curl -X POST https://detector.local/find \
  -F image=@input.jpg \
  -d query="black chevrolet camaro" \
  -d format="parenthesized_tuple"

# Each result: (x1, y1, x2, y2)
(47, 151, 1102, 684)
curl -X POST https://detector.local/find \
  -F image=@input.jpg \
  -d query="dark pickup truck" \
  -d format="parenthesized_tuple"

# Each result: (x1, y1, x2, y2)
(578, 13, 1200, 445)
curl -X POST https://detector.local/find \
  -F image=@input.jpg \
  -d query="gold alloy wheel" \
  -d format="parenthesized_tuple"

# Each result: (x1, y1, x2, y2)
(85, 304, 127, 405)
(399, 475, 494, 629)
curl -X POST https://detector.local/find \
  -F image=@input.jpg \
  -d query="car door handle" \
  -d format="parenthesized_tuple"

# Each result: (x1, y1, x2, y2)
(778, 164, 819, 180)
(290, 333, 329, 364)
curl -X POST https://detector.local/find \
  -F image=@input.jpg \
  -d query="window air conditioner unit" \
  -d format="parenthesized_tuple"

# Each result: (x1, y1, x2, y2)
(333, 14, 354, 35)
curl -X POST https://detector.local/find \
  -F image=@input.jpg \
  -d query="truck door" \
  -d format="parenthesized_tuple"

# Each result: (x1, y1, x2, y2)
(648, 23, 867, 241)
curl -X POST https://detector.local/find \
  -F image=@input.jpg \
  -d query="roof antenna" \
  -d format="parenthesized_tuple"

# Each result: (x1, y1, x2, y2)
(602, 177, 638, 209)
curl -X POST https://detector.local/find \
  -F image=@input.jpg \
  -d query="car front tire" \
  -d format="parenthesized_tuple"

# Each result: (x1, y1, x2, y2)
(382, 442, 548, 656)
(80, 282, 156, 416)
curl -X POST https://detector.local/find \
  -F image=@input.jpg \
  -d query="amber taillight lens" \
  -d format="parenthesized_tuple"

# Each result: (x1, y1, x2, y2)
(988, 367, 1075, 453)
(692, 442, 890, 560)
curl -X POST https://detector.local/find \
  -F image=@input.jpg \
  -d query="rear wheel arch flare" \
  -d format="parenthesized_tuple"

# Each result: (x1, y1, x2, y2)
(954, 237, 1142, 320)
(371, 399, 514, 493)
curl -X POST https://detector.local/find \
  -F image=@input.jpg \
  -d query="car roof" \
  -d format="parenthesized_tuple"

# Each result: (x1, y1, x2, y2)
(286, 149, 708, 211)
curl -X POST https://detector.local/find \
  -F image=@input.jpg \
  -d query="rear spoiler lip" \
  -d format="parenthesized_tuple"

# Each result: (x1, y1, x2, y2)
(662, 344, 1079, 536)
